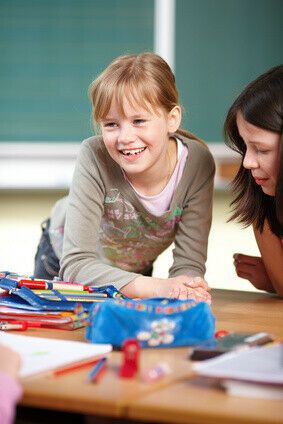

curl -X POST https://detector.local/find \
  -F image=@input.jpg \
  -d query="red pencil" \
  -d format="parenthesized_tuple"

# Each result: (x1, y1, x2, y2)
(53, 357, 100, 376)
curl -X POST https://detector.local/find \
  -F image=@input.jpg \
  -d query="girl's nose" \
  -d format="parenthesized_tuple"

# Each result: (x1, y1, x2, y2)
(117, 124, 136, 144)
(243, 149, 258, 170)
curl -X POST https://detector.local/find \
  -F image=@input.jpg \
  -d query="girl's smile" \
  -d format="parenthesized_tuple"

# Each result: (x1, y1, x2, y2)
(119, 146, 147, 162)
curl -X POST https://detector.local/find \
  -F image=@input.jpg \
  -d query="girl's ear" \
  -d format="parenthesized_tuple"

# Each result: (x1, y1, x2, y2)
(167, 106, 182, 133)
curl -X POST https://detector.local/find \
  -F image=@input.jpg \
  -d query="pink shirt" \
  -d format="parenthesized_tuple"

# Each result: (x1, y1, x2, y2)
(128, 138, 188, 216)
(0, 372, 22, 424)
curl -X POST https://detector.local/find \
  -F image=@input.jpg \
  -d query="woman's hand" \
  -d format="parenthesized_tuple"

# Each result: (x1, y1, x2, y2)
(233, 253, 275, 292)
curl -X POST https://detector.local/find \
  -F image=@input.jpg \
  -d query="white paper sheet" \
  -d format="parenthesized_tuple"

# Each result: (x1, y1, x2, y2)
(193, 343, 283, 385)
(0, 331, 112, 377)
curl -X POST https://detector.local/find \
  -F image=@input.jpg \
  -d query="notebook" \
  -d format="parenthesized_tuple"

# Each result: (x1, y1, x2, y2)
(193, 343, 283, 385)
(0, 332, 112, 378)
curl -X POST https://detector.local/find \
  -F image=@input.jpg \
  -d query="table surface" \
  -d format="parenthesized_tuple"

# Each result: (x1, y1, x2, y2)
(19, 289, 283, 424)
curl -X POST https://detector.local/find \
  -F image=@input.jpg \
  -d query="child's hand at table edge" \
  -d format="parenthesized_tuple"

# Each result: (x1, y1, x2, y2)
(120, 275, 211, 304)
(168, 275, 211, 304)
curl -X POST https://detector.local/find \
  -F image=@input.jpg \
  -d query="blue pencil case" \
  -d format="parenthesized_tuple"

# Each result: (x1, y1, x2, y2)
(86, 297, 215, 348)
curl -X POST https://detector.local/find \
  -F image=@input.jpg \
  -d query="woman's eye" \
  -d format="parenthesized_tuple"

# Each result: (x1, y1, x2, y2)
(133, 119, 145, 125)
(257, 149, 269, 154)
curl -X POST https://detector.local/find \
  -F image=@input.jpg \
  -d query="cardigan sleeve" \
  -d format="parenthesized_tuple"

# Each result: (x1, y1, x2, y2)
(169, 143, 215, 278)
(59, 140, 139, 289)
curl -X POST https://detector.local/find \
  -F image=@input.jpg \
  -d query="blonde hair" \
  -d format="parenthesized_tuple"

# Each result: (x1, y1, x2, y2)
(89, 52, 204, 143)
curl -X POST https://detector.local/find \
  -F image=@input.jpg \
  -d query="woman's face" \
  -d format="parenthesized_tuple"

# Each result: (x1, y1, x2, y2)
(237, 112, 281, 196)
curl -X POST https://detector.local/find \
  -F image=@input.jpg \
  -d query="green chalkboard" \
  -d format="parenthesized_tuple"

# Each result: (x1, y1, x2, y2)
(0, 0, 153, 142)
(2, 0, 282, 144)
(176, 0, 283, 142)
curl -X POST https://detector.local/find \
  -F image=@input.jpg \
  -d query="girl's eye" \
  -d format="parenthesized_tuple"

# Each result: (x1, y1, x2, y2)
(133, 119, 145, 125)
(103, 122, 117, 128)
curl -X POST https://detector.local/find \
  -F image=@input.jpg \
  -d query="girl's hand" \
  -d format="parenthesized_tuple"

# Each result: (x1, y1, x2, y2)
(150, 275, 211, 303)
(233, 253, 275, 292)
(183, 276, 211, 291)
(0, 344, 21, 380)
(122, 275, 211, 303)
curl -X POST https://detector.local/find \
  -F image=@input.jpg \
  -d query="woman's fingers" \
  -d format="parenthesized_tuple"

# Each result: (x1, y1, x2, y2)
(235, 262, 254, 276)
(233, 253, 261, 266)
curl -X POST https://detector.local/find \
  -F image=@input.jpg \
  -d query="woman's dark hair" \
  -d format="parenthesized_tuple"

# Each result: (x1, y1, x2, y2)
(224, 65, 283, 237)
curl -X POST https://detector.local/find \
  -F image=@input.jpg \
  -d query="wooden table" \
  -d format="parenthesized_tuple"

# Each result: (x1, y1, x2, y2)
(20, 289, 283, 423)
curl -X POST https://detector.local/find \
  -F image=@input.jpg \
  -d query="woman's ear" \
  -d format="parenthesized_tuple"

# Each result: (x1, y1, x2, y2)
(167, 106, 182, 133)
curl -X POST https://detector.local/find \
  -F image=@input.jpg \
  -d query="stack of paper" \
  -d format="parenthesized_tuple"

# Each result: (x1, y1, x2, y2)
(0, 306, 88, 330)
(193, 343, 283, 400)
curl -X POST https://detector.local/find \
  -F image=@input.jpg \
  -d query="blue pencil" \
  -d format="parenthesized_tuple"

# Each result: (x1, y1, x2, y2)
(88, 357, 107, 382)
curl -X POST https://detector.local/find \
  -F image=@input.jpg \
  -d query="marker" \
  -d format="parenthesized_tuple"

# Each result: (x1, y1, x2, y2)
(18, 279, 90, 292)
(0, 321, 28, 331)
(0, 320, 42, 331)
(88, 357, 107, 383)
(33, 289, 107, 297)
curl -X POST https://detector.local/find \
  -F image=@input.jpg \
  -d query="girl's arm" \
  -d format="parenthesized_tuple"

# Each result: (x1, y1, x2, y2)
(169, 143, 215, 281)
(254, 221, 283, 297)
(59, 140, 140, 290)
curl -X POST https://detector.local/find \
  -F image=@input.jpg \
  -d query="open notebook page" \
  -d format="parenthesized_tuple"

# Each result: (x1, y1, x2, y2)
(0, 331, 112, 378)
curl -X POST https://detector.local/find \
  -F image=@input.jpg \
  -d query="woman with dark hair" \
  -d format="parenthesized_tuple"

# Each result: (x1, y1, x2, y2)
(224, 65, 283, 296)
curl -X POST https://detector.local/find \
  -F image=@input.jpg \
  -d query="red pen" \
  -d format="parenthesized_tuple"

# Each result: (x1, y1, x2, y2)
(0, 321, 28, 331)
(0, 320, 42, 331)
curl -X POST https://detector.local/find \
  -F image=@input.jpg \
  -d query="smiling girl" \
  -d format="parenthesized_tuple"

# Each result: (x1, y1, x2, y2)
(34, 53, 215, 302)
(224, 65, 283, 296)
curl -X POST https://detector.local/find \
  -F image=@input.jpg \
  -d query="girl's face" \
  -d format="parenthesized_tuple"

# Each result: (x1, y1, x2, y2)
(100, 96, 181, 182)
(237, 112, 281, 196)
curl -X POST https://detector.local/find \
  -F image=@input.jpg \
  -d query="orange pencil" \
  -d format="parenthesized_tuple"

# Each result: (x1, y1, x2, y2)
(54, 357, 100, 376)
